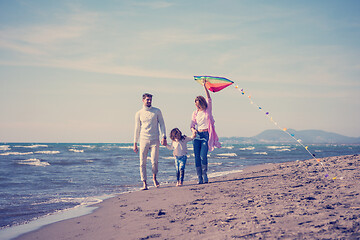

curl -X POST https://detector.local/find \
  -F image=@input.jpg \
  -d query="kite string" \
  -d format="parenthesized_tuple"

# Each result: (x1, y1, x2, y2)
(234, 85, 334, 179)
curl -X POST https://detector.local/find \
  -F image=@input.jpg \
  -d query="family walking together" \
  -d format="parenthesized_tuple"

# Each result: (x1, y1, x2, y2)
(133, 80, 221, 190)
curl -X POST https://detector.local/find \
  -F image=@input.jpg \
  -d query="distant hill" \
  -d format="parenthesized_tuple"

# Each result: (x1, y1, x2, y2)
(220, 129, 360, 144)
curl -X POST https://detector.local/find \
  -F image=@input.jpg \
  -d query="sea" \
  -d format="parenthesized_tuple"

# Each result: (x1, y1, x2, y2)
(0, 142, 359, 239)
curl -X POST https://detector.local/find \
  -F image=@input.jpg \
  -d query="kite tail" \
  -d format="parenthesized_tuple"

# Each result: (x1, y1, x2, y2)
(234, 85, 334, 180)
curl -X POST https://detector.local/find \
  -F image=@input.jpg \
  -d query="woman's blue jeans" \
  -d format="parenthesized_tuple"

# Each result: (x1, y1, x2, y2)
(193, 132, 209, 167)
(193, 132, 209, 183)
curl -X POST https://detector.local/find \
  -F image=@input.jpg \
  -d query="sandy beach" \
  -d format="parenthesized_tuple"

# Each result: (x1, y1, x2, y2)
(15, 154, 359, 240)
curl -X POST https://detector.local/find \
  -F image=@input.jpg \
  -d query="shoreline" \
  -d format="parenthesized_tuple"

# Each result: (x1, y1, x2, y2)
(10, 154, 360, 239)
(0, 166, 245, 240)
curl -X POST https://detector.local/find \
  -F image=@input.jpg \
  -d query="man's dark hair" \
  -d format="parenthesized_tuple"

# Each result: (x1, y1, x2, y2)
(142, 93, 153, 99)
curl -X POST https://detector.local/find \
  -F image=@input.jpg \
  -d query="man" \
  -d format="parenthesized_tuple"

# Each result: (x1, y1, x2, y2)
(133, 93, 167, 190)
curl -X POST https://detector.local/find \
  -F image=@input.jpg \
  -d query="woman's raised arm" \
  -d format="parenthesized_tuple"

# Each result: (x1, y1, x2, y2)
(202, 79, 211, 99)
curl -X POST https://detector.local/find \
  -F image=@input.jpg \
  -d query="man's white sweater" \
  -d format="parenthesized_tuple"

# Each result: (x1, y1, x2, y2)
(134, 106, 166, 143)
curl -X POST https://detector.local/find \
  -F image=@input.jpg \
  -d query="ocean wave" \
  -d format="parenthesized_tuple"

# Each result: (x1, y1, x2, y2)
(81, 145, 94, 148)
(275, 148, 291, 152)
(222, 146, 234, 149)
(266, 146, 290, 149)
(216, 153, 237, 157)
(208, 169, 243, 178)
(254, 152, 268, 155)
(17, 159, 50, 167)
(209, 162, 223, 166)
(72, 145, 94, 148)
(239, 146, 255, 150)
(35, 151, 60, 154)
(14, 145, 48, 148)
(68, 149, 84, 153)
(0, 145, 11, 151)
(0, 152, 33, 156)
(30, 196, 103, 206)
(118, 146, 133, 149)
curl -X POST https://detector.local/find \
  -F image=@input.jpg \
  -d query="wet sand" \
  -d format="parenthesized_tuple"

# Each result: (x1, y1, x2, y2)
(16, 154, 360, 239)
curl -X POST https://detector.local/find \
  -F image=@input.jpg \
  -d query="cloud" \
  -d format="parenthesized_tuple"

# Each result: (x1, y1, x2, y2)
(132, 1, 174, 9)
(0, 57, 189, 80)
(0, 38, 44, 55)
(0, 1, 359, 86)
(139, 28, 233, 46)
(0, 9, 98, 55)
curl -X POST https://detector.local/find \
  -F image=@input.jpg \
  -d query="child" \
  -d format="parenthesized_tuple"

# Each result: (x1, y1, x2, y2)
(166, 128, 196, 186)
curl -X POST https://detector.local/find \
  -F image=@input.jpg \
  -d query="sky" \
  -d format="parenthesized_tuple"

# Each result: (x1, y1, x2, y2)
(0, 0, 359, 143)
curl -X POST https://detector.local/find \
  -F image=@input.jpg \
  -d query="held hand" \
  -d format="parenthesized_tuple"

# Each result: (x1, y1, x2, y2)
(191, 128, 197, 138)
(161, 138, 167, 146)
(133, 143, 138, 153)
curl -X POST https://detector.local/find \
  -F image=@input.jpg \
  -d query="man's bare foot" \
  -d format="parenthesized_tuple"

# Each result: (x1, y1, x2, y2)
(142, 181, 148, 190)
(153, 179, 160, 188)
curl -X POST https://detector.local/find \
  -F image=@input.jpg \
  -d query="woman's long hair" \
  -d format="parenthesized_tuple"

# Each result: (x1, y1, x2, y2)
(195, 96, 207, 110)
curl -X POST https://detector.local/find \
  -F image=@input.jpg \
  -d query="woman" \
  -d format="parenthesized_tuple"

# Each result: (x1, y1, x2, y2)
(190, 80, 221, 184)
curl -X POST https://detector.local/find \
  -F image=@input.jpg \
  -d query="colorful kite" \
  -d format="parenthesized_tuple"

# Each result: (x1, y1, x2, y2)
(194, 76, 234, 92)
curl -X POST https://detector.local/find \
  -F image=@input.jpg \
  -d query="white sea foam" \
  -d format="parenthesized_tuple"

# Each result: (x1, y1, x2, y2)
(31, 196, 102, 206)
(0, 152, 33, 156)
(239, 146, 255, 150)
(69, 149, 84, 153)
(118, 146, 133, 149)
(0, 195, 108, 240)
(162, 156, 174, 160)
(35, 151, 60, 154)
(222, 146, 234, 149)
(17, 159, 50, 167)
(267, 146, 290, 149)
(216, 153, 237, 157)
(275, 148, 291, 152)
(0, 145, 11, 151)
(80, 145, 94, 148)
(72, 145, 94, 148)
(209, 162, 222, 166)
(208, 169, 243, 178)
(14, 145, 48, 148)
(254, 152, 268, 155)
